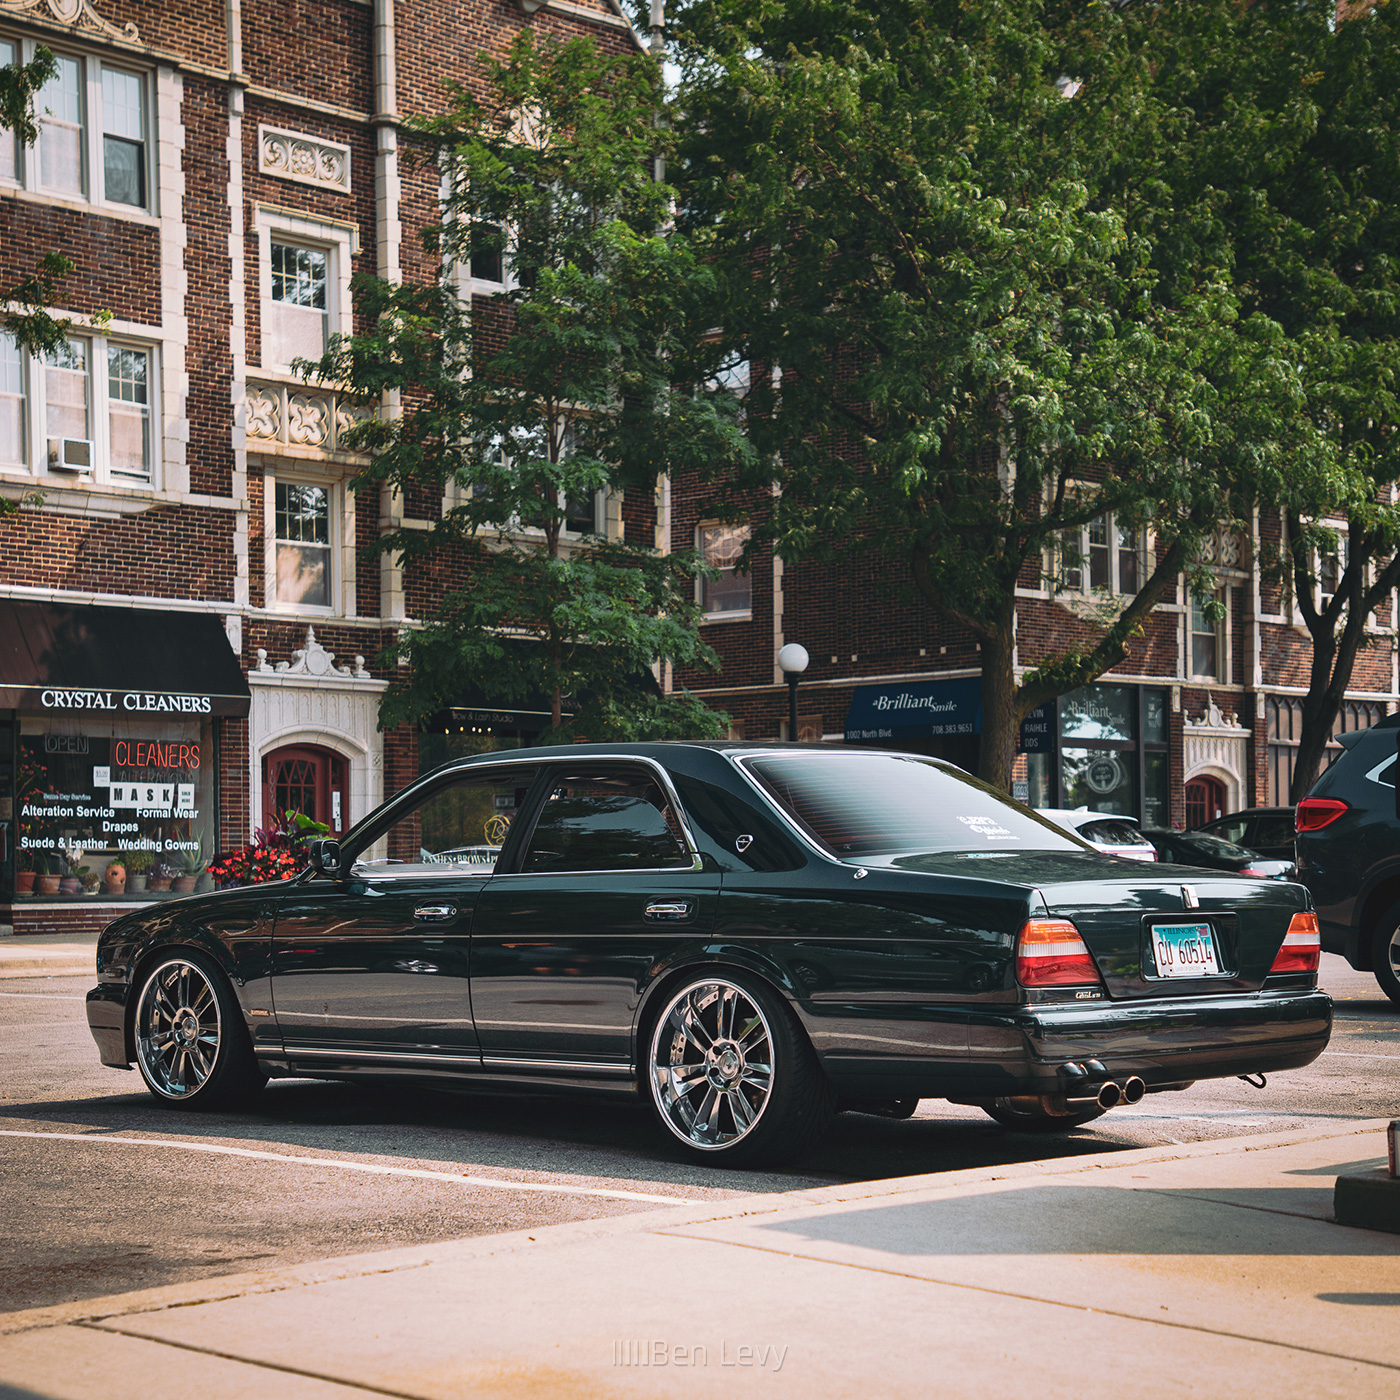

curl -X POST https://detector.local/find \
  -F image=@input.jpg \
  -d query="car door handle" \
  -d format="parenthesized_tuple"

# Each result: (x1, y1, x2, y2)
(414, 905, 457, 922)
(644, 900, 693, 922)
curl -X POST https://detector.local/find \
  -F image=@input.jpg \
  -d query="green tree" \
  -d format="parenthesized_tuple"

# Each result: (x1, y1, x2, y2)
(671, 0, 1321, 789)
(320, 32, 739, 739)
(1153, 1, 1400, 800)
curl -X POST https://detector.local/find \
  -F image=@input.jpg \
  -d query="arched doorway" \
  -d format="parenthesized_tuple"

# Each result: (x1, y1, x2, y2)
(262, 744, 349, 835)
(1184, 775, 1227, 829)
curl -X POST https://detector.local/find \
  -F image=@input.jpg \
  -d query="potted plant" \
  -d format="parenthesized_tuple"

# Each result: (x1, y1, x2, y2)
(173, 844, 205, 895)
(35, 851, 62, 897)
(148, 858, 173, 893)
(59, 845, 83, 896)
(15, 848, 36, 896)
(103, 858, 127, 895)
(126, 850, 154, 892)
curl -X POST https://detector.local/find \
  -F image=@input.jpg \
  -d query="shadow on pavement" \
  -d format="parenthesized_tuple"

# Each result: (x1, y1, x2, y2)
(757, 1185, 1400, 1256)
(0, 1079, 1141, 1192)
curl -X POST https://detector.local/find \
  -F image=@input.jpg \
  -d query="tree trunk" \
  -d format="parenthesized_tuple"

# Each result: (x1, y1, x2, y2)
(976, 615, 1019, 793)
(1289, 630, 1339, 804)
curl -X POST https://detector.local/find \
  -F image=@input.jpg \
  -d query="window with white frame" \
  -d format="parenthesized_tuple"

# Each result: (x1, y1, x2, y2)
(0, 331, 156, 484)
(1190, 591, 1223, 680)
(470, 424, 599, 536)
(255, 207, 356, 375)
(273, 480, 333, 609)
(1318, 528, 1349, 610)
(0, 39, 17, 184)
(0, 38, 151, 210)
(698, 522, 752, 617)
(0, 332, 23, 469)
(268, 242, 330, 366)
(1059, 511, 1141, 596)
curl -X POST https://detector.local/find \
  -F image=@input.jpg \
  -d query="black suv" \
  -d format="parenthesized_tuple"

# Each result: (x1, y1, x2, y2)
(1295, 714, 1400, 1004)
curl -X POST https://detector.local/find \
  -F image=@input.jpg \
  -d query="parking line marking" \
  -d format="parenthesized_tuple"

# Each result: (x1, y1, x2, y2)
(0, 1129, 702, 1205)
(1321, 1050, 1400, 1060)
(0, 991, 87, 1000)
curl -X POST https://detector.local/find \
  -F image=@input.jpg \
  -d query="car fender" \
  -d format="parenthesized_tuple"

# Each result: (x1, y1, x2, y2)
(1351, 856, 1400, 969)
(631, 941, 811, 1068)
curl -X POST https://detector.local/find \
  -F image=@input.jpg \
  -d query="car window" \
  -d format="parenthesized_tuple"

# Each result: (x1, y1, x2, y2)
(1175, 831, 1251, 860)
(1364, 756, 1397, 790)
(351, 768, 537, 876)
(1252, 814, 1298, 846)
(742, 753, 1083, 857)
(1201, 817, 1248, 845)
(521, 766, 694, 873)
(1079, 819, 1152, 847)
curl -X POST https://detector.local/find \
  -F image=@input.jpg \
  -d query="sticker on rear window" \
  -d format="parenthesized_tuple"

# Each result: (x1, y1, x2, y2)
(956, 815, 1018, 841)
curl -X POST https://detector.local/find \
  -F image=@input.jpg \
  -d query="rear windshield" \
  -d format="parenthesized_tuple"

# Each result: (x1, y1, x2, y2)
(1079, 819, 1153, 848)
(740, 753, 1085, 857)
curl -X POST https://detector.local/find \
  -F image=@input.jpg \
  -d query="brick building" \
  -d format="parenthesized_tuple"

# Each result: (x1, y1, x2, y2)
(0, 0, 643, 933)
(670, 487, 1398, 830)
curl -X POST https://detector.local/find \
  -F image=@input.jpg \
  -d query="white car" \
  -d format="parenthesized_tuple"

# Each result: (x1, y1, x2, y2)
(1037, 807, 1159, 862)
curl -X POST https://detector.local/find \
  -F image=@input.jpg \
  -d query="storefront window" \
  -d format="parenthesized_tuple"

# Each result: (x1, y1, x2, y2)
(1057, 684, 1170, 824)
(16, 716, 215, 898)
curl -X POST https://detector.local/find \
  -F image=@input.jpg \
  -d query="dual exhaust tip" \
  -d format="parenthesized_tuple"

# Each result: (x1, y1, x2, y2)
(1088, 1075, 1146, 1110)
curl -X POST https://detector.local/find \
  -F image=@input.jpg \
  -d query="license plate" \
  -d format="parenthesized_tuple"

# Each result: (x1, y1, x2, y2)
(1150, 921, 1221, 978)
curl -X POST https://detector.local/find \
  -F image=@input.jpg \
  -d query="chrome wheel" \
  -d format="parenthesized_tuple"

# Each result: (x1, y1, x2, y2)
(136, 958, 223, 1099)
(649, 979, 775, 1151)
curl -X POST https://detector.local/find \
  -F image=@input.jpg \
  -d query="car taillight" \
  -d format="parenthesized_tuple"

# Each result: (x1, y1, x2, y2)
(1295, 798, 1348, 832)
(1015, 918, 1102, 987)
(1269, 910, 1321, 974)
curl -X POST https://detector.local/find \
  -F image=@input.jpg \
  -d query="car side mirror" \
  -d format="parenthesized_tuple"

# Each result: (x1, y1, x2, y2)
(308, 839, 342, 879)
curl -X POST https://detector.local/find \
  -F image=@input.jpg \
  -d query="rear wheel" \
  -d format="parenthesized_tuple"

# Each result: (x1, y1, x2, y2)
(981, 1098, 1107, 1132)
(646, 972, 834, 1167)
(1372, 903, 1400, 1006)
(133, 951, 265, 1108)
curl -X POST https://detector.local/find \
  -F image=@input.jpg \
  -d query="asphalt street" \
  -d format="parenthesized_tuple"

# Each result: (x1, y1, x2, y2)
(1, 953, 1394, 1316)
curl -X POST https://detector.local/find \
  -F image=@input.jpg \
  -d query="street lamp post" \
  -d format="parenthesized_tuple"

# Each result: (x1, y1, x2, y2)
(777, 643, 809, 743)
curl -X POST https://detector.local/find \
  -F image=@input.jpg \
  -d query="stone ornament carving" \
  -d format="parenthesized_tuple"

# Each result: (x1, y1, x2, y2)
(246, 381, 372, 456)
(253, 627, 370, 681)
(0, 0, 137, 41)
(1184, 693, 1245, 731)
(288, 394, 331, 448)
(259, 126, 351, 195)
(246, 386, 282, 442)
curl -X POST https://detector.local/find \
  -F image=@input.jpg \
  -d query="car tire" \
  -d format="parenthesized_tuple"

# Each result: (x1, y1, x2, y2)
(981, 1098, 1108, 1132)
(133, 950, 265, 1109)
(645, 971, 834, 1168)
(1371, 902, 1400, 1006)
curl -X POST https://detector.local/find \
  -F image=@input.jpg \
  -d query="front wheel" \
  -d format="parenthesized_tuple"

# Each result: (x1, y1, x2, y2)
(981, 1098, 1107, 1132)
(645, 972, 834, 1168)
(1372, 903, 1400, 1006)
(133, 951, 265, 1108)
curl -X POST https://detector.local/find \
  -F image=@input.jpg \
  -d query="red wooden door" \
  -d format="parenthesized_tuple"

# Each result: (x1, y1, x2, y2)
(262, 745, 349, 834)
(1185, 776, 1227, 829)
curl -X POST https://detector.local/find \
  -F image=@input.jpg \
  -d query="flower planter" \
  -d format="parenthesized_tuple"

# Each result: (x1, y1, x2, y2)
(104, 868, 127, 895)
(172, 875, 197, 894)
(16, 871, 36, 894)
(59, 877, 81, 895)
(130, 873, 148, 892)
(35, 874, 61, 896)
(148, 876, 172, 892)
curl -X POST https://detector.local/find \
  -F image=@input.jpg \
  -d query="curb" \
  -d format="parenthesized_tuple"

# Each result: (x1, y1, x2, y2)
(0, 947, 94, 979)
(0, 1118, 1387, 1339)
(1335, 1169, 1400, 1235)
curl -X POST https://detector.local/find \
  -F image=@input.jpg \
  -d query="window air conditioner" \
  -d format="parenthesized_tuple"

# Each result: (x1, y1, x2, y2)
(47, 438, 93, 473)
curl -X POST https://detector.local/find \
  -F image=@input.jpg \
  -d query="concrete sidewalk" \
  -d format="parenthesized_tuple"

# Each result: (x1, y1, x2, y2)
(1, 1121, 1396, 1399)
(0, 932, 96, 979)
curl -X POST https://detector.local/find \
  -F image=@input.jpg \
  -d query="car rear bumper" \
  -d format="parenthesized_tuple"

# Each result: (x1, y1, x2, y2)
(808, 988, 1331, 1098)
(972, 987, 1332, 1095)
